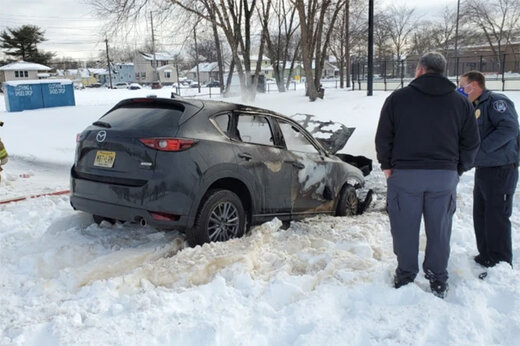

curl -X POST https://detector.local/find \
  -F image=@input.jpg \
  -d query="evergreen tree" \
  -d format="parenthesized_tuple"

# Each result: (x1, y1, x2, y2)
(0, 25, 54, 64)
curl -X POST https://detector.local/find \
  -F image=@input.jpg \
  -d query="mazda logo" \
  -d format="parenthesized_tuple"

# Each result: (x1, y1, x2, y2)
(96, 130, 107, 143)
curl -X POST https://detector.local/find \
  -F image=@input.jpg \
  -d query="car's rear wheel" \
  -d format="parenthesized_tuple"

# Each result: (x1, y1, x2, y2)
(188, 189, 246, 247)
(336, 185, 358, 216)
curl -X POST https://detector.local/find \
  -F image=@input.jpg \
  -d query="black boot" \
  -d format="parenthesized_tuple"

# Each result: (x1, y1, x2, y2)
(474, 254, 496, 268)
(393, 275, 414, 289)
(429, 280, 449, 299)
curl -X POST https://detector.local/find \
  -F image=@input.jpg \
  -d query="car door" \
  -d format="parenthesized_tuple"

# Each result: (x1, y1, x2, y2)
(275, 118, 337, 216)
(231, 111, 293, 216)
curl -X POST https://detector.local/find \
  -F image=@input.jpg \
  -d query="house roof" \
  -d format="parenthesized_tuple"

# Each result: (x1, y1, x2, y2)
(189, 62, 219, 73)
(140, 52, 177, 61)
(88, 68, 108, 75)
(0, 61, 52, 71)
(157, 65, 173, 71)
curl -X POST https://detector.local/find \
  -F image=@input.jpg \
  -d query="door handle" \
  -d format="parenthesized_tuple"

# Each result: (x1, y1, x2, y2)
(238, 152, 253, 161)
(291, 161, 305, 169)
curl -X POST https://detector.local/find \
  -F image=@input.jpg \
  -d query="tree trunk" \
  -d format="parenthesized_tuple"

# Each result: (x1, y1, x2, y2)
(224, 59, 235, 96)
(345, 0, 351, 88)
(210, 18, 225, 93)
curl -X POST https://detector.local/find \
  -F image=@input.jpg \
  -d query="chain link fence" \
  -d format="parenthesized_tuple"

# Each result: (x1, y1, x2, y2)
(349, 53, 520, 92)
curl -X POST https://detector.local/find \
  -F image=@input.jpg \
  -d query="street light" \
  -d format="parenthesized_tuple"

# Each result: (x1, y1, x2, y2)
(367, 0, 374, 96)
(454, 0, 461, 84)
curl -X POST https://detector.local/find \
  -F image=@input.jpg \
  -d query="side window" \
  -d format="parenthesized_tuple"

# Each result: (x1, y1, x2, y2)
(236, 114, 275, 146)
(213, 113, 230, 135)
(278, 121, 320, 154)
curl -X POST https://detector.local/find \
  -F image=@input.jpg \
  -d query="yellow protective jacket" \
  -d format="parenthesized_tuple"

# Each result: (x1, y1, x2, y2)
(0, 137, 7, 161)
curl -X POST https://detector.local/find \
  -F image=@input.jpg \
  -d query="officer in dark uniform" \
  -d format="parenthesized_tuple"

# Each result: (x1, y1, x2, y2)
(459, 71, 519, 268)
(376, 53, 480, 298)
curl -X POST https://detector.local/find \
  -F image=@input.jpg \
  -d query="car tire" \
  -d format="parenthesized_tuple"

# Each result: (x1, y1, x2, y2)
(336, 185, 358, 217)
(188, 189, 246, 247)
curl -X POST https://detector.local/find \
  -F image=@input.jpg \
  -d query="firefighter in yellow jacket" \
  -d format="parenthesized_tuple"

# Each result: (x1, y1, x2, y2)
(0, 122, 7, 183)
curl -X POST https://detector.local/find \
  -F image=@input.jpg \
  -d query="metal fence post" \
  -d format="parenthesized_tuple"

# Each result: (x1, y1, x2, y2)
(209, 86, 212, 98)
(383, 60, 387, 92)
(502, 53, 506, 92)
(400, 60, 404, 88)
(351, 61, 356, 90)
(479, 55, 483, 71)
(358, 61, 362, 90)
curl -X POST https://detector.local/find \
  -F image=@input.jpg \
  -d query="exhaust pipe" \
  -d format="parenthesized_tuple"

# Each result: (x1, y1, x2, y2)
(139, 218, 147, 227)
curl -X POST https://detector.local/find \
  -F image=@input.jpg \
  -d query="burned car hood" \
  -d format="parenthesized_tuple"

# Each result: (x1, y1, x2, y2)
(291, 113, 355, 154)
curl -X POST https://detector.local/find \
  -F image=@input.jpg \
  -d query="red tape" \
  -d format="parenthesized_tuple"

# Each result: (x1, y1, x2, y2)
(0, 190, 70, 205)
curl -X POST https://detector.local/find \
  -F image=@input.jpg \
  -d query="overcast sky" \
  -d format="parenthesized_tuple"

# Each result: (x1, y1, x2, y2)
(0, 0, 458, 62)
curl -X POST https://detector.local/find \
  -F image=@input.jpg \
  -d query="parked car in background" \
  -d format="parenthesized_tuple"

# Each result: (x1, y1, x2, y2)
(70, 97, 372, 247)
(114, 82, 129, 89)
(87, 83, 102, 88)
(190, 83, 200, 89)
(128, 83, 142, 90)
(205, 81, 221, 88)
(151, 81, 162, 89)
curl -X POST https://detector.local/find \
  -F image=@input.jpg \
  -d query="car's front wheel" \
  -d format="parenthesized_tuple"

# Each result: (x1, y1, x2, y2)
(336, 185, 358, 216)
(188, 189, 246, 247)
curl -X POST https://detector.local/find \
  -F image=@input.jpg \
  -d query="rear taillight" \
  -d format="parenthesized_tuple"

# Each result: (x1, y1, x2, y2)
(139, 138, 196, 151)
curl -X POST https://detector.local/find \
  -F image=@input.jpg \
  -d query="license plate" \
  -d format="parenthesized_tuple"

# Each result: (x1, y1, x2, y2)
(94, 151, 116, 168)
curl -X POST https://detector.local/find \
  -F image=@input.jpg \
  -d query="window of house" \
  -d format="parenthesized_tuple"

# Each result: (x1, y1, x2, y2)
(24, 71, 28, 77)
(142, 72, 146, 78)
(15, 71, 19, 77)
(135, 73, 139, 79)
(278, 120, 320, 154)
(236, 114, 274, 146)
(164, 71, 171, 78)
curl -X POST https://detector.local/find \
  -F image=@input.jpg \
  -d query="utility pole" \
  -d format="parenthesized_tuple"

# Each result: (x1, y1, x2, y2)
(193, 22, 201, 93)
(345, 0, 350, 88)
(454, 0, 461, 85)
(150, 11, 158, 82)
(105, 38, 113, 89)
(367, 0, 374, 96)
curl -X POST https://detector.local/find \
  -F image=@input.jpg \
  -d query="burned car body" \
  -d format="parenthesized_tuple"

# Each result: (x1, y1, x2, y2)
(70, 97, 372, 246)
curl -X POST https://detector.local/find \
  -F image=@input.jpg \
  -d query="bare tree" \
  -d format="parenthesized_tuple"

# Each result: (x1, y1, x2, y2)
(259, 0, 299, 92)
(292, 0, 345, 101)
(463, 0, 520, 69)
(173, 0, 269, 101)
(385, 4, 417, 61)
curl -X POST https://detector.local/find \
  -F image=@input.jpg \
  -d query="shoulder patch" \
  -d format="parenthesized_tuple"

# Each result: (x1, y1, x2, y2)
(493, 100, 507, 113)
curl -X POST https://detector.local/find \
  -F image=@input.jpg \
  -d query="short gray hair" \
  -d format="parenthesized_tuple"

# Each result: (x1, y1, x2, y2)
(418, 52, 446, 74)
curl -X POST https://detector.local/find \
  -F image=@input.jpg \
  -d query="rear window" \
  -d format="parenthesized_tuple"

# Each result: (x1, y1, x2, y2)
(100, 105, 184, 131)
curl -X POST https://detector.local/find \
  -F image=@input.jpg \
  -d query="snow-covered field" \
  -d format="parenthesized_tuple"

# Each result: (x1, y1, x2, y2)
(1, 87, 519, 345)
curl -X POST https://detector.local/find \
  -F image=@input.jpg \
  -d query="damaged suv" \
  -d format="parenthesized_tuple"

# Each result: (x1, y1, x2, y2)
(70, 96, 372, 246)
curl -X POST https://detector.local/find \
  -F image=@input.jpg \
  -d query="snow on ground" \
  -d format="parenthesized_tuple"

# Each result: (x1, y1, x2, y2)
(1, 87, 520, 345)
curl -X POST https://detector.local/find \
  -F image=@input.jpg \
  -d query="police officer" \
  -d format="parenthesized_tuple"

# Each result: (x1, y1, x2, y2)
(376, 52, 480, 298)
(459, 71, 519, 268)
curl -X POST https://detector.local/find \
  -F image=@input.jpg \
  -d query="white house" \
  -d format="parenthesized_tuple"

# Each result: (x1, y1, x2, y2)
(133, 52, 179, 85)
(0, 61, 52, 83)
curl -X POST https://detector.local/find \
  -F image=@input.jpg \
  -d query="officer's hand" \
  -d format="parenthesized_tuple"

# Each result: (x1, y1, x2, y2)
(384, 169, 393, 179)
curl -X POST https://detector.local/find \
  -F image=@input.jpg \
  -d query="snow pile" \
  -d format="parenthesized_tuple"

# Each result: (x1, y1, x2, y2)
(1, 88, 520, 345)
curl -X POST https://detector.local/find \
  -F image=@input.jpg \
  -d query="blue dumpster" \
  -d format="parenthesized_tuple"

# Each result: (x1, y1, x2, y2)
(41, 81, 75, 108)
(3, 79, 75, 112)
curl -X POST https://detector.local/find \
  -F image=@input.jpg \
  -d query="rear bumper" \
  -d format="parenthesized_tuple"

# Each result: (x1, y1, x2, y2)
(70, 173, 196, 230)
(70, 195, 190, 231)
